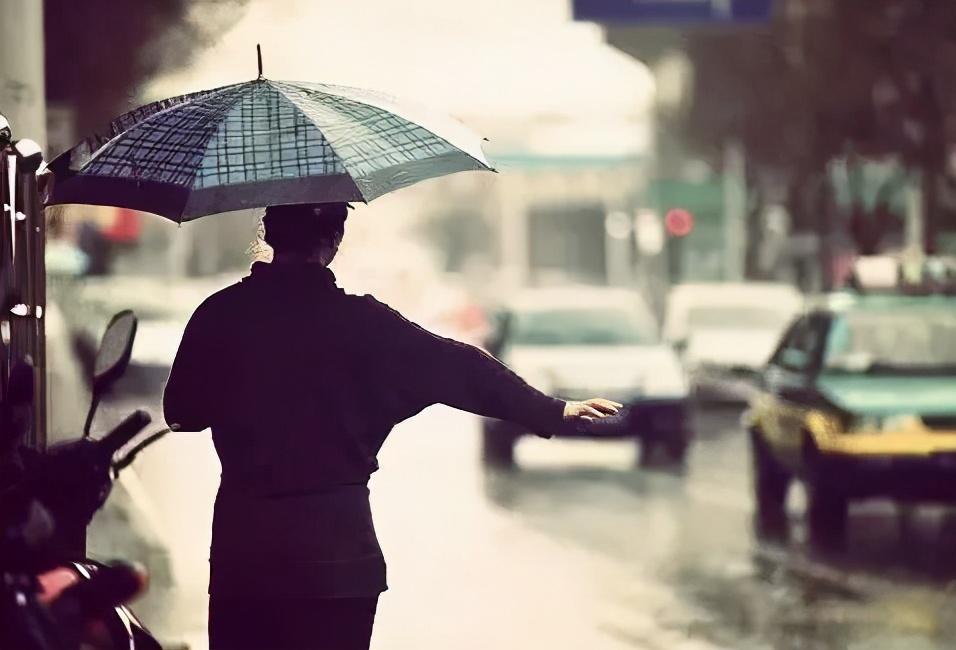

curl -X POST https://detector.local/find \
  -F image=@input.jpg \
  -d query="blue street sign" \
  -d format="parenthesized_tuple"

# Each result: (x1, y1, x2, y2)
(572, 0, 775, 24)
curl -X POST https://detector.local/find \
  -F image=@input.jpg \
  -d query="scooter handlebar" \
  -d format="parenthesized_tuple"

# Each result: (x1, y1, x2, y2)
(97, 410, 152, 460)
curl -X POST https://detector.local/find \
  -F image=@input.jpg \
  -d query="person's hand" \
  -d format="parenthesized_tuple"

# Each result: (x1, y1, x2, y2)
(563, 398, 622, 421)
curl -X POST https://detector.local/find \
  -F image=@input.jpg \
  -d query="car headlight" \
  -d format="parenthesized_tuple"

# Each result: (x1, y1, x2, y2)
(806, 410, 844, 439)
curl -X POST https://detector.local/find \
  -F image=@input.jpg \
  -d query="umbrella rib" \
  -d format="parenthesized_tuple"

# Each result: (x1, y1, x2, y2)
(272, 80, 494, 176)
(64, 82, 252, 223)
(178, 82, 365, 214)
(182, 82, 263, 205)
(83, 82, 248, 169)
(268, 81, 370, 202)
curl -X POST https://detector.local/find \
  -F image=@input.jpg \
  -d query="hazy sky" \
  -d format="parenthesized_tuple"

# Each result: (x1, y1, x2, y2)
(148, 0, 654, 121)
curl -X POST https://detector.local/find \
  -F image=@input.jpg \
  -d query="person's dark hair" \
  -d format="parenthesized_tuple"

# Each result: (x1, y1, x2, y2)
(262, 203, 348, 256)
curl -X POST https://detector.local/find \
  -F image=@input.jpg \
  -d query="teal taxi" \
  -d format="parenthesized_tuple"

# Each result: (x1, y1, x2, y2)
(745, 288, 956, 540)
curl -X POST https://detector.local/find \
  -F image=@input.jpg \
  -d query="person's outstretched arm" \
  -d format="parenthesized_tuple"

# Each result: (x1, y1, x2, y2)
(368, 298, 618, 436)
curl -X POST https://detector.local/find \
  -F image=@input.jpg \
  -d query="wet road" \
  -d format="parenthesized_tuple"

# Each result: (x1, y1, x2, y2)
(478, 407, 956, 650)
(88, 399, 956, 650)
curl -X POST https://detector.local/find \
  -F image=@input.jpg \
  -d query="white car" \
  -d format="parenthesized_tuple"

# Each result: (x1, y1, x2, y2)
(664, 282, 804, 402)
(482, 287, 692, 467)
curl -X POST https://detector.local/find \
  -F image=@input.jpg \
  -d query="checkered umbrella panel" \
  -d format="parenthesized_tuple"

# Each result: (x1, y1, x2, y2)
(45, 79, 494, 222)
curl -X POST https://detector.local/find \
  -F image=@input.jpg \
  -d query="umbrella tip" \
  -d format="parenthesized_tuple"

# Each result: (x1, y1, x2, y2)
(257, 43, 263, 79)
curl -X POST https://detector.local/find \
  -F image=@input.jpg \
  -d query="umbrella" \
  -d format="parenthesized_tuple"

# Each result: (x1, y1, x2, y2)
(45, 56, 494, 222)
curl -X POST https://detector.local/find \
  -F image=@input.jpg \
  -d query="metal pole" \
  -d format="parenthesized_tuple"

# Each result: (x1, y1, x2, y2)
(497, 175, 529, 290)
(905, 174, 925, 253)
(7, 160, 44, 449)
(722, 139, 747, 281)
(604, 210, 633, 286)
(0, 138, 47, 450)
(0, 149, 10, 405)
(0, 0, 46, 449)
(20, 167, 46, 449)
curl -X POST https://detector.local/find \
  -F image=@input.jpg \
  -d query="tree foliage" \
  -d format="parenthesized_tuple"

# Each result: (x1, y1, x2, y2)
(673, 0, 956, 248)
(44, 0, 250, 137)
(683, 0, 956, 170)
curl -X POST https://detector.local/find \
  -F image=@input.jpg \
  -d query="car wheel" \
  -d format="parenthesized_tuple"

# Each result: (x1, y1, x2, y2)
(804, 435, 848, 547)
(806, 483, 848, 546)
(481, 421, 518, 469)
(664, 433, 690, 464)
(637, 432, 687, 468)
(637, 438, 654, 467)
(750, 429, 790, 533)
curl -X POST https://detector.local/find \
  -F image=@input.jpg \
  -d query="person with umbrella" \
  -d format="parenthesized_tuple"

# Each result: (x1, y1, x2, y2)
(45, 63, 622, 650)
(159, 201, 619, 649)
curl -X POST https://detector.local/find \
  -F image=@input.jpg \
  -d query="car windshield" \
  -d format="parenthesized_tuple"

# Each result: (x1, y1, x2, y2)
(511, 307, 656, 346)
(687, 305, 794, 331)
(824, 309, 956, 373)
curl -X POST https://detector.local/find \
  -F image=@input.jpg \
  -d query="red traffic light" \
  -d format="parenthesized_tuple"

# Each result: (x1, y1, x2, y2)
(665, 208, 694, 237)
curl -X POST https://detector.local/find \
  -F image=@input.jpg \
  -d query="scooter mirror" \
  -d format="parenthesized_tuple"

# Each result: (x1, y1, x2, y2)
(84, 311, 138, 439)
(93, 310, 137, 395)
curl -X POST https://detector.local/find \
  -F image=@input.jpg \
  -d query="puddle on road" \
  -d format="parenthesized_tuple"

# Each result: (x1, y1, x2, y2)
(666, 544, 956, 650)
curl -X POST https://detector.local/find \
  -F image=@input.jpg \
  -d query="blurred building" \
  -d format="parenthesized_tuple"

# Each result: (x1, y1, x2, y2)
(411, 113, 653, 308)
(573, 0, 776, 287)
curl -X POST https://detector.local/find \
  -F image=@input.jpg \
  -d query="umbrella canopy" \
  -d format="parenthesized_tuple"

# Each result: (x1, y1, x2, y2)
(45, 78, 494, 222)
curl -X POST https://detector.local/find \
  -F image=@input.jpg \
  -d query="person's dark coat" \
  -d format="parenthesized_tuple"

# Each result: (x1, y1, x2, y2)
(163, 261, 567, 598)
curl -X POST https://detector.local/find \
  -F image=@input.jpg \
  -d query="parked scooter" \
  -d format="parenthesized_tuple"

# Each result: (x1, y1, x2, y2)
(0, 310, 172, 650)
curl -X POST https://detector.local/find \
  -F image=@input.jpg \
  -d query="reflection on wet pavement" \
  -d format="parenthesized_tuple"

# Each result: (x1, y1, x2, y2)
(482, 409, 956, 649)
